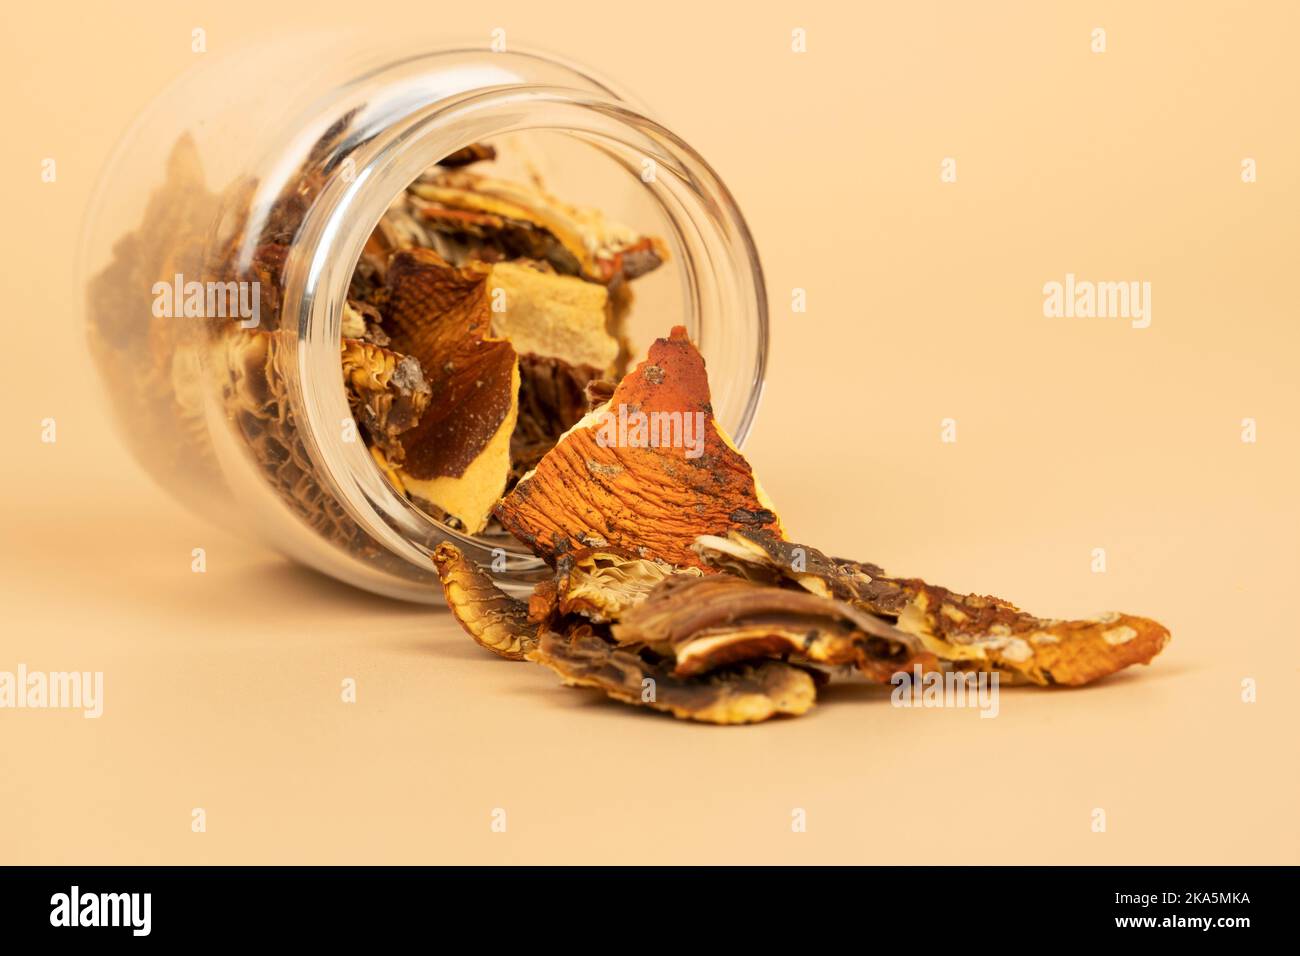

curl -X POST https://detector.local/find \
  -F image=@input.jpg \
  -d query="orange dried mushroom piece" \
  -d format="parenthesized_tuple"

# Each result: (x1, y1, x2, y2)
(495, 326, 782, 568)
(693, 531, 1171, 686)
(382, 249, 519, 532)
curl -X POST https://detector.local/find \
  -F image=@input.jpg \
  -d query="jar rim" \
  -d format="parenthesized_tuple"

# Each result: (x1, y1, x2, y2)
(279, 62, 769, 596)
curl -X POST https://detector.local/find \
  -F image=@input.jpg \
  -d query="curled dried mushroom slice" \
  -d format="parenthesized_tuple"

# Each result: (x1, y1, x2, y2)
(612, 574, 931, 681)
(382, 249, 520, 533)
(693, 531, 1170, 686)
(529, 628, 816, 724)
(431, 542, 537, 661)
(410, 171, 668, 285)
(435, 142, 497, 168)
(495, 326, 783, 568)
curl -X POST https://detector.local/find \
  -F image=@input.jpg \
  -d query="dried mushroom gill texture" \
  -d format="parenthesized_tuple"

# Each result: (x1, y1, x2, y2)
(381, 249, 520, 533)
(553, 548, 702, 623)
(531, 628, 816, 725)
(612, 573, 933, 682)
(216, 329, 376, 552)
(495, 326, 783, 568)
(340, 337, 430, 464)
(694, 532, 1171, 686)
(431, 542, 536, 661)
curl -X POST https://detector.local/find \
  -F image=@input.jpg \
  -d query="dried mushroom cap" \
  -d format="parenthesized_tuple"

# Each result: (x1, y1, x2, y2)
(613, 573, 930, 681)
(556, 548, 702, 623)
(694, 531, 1170, 686)
(529, 628, 816, 724)
(431, 542, 537, 661)
(340, 338, 430, 465)
(495, 326, 784, 568)
(410, 171, 668, 285)
(382, 249, 520, 533)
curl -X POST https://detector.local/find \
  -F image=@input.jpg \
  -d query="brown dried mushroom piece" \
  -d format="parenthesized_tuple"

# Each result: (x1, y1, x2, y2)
(693, 532, 1171, 686)
(410, 170, 668, 285)
(612, 574, 932, 681)
(431, 542, 537, 661)
(511, 354, 604, 483)
(382, 249, 520, 533)
(529, 628, 816, 724)
(215, 329, 370, 552)
(554, 548, 702, 623)
(340, 337, 430, 464)
(495, 326, 783, 568)
(435, 142, 497, 168)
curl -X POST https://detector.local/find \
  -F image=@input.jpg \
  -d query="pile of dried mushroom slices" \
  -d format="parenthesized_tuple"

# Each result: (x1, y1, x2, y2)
(87, 133, 1171, 724)
(425, 324, 1172, 725)
(337, 143, 667, 536)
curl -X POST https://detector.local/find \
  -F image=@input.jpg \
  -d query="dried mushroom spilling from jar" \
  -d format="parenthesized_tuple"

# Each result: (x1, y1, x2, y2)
(431, 326, 1172, 724)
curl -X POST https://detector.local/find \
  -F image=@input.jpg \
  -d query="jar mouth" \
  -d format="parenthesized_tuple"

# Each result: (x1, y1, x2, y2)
(281, 82, 768, 594)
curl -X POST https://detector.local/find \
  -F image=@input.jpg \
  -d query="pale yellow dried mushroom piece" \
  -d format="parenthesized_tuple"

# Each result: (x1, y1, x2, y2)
(487, 262, 618, 373)
(529, 628, 816, 725)
(431, 542, 536, 661)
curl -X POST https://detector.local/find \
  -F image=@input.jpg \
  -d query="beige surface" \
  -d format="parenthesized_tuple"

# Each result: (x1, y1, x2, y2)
(1, 1, 1297, 864)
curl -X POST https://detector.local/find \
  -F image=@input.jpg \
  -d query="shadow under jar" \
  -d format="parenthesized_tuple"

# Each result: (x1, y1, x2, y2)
(80, 38, 768, 602)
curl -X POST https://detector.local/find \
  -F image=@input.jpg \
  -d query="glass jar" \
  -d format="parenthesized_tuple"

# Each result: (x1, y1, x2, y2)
(79, 36, 768, 602)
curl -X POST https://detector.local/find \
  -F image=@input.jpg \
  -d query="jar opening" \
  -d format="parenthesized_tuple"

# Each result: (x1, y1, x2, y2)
(280, 82, 767, 595)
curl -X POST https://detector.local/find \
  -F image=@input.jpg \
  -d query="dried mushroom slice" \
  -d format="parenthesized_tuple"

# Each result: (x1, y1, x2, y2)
(431, 542, 537, 661)
(382, 249, 520, 533)
(340, 338, 430, 464)
(892, 592, 1170, 687)
(694, 531, 1171, 686)
(435, 142, 497, 168)
(495, 326, 783, 568)
(613, 574, 930, 681)
(410, 170, 668, 285)
(529, 628, 816, 724)
(487, 261, 618, 372)
(485, 261, 619, 481)
(341, 300, 390, 346)
(555, 548, 702, 623)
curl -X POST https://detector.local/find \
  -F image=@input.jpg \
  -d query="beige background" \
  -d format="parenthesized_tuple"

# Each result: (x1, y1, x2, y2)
(2, 1, 1297, 864)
